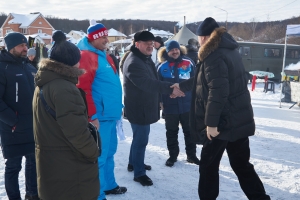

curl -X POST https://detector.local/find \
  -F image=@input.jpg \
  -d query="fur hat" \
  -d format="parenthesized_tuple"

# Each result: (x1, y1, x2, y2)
(87, 19, 108, 41)
(49, 34, 81, 67)
(154, 36, 164, 47)
(166, 40, 180, 52)
(196, 17, 219, 36)
(27, 48, 36, 56)
(4, 32, 27, 51)
(134, 31, 155, 42)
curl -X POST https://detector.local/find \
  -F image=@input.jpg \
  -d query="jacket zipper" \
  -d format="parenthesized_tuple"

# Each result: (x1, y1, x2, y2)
(16, 82, 18, 102)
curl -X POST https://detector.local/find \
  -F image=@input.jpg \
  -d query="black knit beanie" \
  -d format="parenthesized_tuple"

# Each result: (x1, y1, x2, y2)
(196, 17, 219, 36)
(50, 31, 80, 67)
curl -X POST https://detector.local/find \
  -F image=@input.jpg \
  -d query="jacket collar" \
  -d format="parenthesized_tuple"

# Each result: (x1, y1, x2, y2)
(198, 27, 226, 61)
(35, 58, 85, 87)
(130, 44, 152, 61)
(157, 46, 187, 63)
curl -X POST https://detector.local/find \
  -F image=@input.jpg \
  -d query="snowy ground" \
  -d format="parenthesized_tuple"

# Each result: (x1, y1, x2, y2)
(0, 82, 300, 200)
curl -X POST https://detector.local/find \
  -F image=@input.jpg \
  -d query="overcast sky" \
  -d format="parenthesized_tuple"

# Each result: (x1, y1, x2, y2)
(1, 0, 300, 24)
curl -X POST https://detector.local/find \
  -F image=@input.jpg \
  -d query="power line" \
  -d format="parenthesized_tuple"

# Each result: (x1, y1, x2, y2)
(255, 0, 299, 19)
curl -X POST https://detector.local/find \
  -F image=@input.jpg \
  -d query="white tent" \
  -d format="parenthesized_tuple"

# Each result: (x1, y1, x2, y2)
(280, 24, 300, 107)
(165, 25, 197, 45)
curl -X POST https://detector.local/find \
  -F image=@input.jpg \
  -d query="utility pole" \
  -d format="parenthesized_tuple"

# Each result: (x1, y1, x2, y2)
(214, 6, 228, 29)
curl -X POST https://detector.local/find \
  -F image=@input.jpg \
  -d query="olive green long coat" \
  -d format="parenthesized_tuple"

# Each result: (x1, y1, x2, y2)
(32, 59, 100, 200)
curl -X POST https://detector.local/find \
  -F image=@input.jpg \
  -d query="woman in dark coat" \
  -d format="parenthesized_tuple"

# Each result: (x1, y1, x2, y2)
(32, 33, 99, 200)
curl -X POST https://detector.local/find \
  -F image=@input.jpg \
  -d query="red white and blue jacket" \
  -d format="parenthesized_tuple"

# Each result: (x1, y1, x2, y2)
(157, 46, 195, 114)
(77, 37, 122, 121)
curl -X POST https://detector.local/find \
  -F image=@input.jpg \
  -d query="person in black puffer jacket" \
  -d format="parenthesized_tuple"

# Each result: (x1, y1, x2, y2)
(178, 17, 271, 200)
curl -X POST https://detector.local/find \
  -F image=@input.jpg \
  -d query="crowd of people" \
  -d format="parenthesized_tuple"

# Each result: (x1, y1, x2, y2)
(0, 17, 271, 200)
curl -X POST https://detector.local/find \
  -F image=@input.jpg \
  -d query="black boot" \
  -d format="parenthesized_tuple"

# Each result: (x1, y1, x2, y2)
(104, 186, 127, 195)
(134, 175, 153, 186)
(127, 163, 151, 172)
(165, 157, 177, 167)
(187, 155, 200, 165)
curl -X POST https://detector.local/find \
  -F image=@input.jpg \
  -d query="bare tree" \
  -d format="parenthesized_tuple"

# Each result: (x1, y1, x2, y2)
(250, 18, 258, 39)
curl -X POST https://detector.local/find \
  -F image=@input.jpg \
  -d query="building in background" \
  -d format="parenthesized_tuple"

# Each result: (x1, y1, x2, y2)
(0, 12, 55, 44)
(108, 28, 127, 43)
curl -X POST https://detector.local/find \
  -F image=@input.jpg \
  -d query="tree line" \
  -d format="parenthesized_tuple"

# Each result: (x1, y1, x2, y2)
(1, 12, 300, 45)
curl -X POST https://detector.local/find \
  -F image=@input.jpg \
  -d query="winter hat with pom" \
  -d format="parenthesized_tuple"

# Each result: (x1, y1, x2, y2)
(52, 30, 66, 42)
(87, 19, 108, 41)
(49, 33, 81, 67)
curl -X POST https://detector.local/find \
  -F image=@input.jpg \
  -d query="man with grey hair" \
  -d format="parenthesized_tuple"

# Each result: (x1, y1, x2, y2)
(27, 47, 37, 69)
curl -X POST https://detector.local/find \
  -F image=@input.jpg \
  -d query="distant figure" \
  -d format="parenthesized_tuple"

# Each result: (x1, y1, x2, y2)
(151, 36, 164, 66)
(33, 29, 100, 200)
(77, 20, 127, 200)
(157, 40, 199, 167)
(0, 32, 39, 200)
(185, 38, 199, 65)
(27, 47, 38, 69)
(178, 17, 271, 200)
(115, 47, 120, 62)
(107, 48, 120, 75)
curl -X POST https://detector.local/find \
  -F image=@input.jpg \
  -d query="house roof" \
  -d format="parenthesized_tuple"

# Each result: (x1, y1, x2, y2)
(108, 28, 126, 37)
(129, 28, 174, 38)
(69, 30, 87, 37)
(5, 13, 54, 29)
(28, 33, 52, 40)
(9, 13, 40, 28)
(111, 38, 132, 44)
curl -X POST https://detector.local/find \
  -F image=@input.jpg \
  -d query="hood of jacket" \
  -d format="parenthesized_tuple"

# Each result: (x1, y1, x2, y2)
(77, 37, 107, 58)
(157, 46, 187, 63)
(119, 51, 131, 72)
(35, 59, 85, 87)
(0, 49, 29, 64)
(185, 44, 198, 52)
(198, 27, 238, 61)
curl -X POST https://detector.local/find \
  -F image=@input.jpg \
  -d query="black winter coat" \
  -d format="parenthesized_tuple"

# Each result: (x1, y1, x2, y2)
(123, 45, 173, 125)
(0, 50, 37, 158)
(185, 44, 199, 65)
(180, 27, 255, 143)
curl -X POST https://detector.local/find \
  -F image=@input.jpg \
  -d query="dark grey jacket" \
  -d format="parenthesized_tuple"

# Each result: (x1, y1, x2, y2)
(123, 45, 173, 125)
(180, 27, 255, 143)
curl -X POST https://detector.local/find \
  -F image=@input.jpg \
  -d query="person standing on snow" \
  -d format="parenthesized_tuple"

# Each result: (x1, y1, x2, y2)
(33, 30, 99, 200)
(0, 32, 39, 200)
(157, 40, 200, 167)
(176, 17, 271, 200)
(77, 20, 127, 200)
(122, 31, 185, 186)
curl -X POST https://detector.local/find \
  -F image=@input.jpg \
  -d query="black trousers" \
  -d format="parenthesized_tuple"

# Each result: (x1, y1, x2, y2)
(164, 112, 196, 160)
(198, 137, 270, 200)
